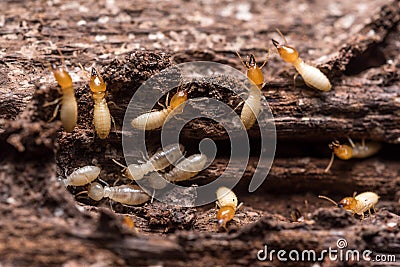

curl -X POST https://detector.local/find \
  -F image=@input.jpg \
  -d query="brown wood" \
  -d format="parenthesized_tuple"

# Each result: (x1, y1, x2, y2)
(0, 0, 399, 266)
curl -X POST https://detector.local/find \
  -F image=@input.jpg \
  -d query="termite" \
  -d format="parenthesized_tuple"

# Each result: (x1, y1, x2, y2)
(319, 192, 379, 219)
(131, 90, 188, 130)
(63, 165, 101, 186)
(271, 29, 332, 91)
(216, 186, 242, 230)
(324, 138, 382, 172)
(89, 67, 112, 139)
(163, 153, 208, 182)
(113, 143, 184, 181)
(236, 51, 269, 89)
(87, 182, 150, 205)
(145, 153, 207, 190)
(45, 51, 78, 132)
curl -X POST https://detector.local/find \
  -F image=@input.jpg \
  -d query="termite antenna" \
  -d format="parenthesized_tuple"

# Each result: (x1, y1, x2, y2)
(275, 28, 288, 45)
(75, 190, 88, 199)
(324, 152, 335, 173)
(236, 51, 248, 68)
(56, 47, 66, 67)
(78, 63, 90, 79)
(318, 195, 338, 206)
(112, 158, 127, 169)
(259, 49, 270, 69)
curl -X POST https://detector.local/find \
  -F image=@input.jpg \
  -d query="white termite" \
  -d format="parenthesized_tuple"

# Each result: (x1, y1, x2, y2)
(131, 90, 188, 130)
(319, 191, 379, 219)
(216, 186, 242, 230)
(63, 166, 101, 186)
(164, 153, 208, 182)
(113, 143, 184, 180)
(271, 29, 332, 91)
(87, 182, 150, 205)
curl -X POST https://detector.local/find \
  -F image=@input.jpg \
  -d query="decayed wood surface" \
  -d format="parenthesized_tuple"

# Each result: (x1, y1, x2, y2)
(0, 0, 399, 266)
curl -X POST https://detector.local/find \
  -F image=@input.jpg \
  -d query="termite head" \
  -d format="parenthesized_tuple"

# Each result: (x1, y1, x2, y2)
(51, 64, 73, 88)
(217, 206, 236, 230)
(125, 164, 146, 181)
(87, 182, 105, 201)
(90, 67, 107, 93)
(170, 90, 188, 110)
(271, 39, 299, 63)
(338, 197, 357, 211)
(329, 140, 353, 160)
(319, 195, 357, 213)
(247, 54, 265, 88)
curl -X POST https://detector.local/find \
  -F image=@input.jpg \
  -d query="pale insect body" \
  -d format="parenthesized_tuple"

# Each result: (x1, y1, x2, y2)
(216, 186, 238, 208)
(216, 186, 240, 229)
(324, 138, 381, 172)
(319, 191, 379, 219)
(271, 29, 332, 92)
(164, 153, 208, 182)
(131, 109, 169, 131)
(89, 68, 111, 139)
(88, 182, 150, 205)
(114, 143, 184, 181)
(240, 84, 262, 130)
(131, 90, 188, 130)
(64, 166, 101, 186)
(48, 63, 78, 132)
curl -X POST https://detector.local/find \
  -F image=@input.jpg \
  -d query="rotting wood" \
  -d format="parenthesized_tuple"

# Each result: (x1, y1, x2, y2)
(0, 0, 399, 266)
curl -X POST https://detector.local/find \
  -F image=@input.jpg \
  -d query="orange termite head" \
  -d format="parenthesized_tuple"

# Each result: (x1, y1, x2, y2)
(338, 197, 357, 211)
(51, 63, 73, 88)
(170, 90, 188, 110)
(329, 140, 353, 160)
(90, 67, 107, 93)
(271, 39, 299, 63)
(247, 54, 265, 88)
(217, 206, 235, 229)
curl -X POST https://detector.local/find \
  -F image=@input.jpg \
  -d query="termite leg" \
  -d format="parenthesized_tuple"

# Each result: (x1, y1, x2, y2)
(324, 152, 335, 173)
(112, 158, 127, 170)
(347, 137, 356, 148)
(43, 97, 62, 107)
(46, 102, 61, 122)
(157, 92, 169, 109)
(361, 138, 366, 148)
(293, 73, 299, 90)
(108, 101, 123, 110)
(236, 202, 244, 210)
(232, 217, 240, 224)
(111, 115, 118, 138)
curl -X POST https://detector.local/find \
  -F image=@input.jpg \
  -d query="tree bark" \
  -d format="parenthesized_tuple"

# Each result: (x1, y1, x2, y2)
(0, 0, 399, 266)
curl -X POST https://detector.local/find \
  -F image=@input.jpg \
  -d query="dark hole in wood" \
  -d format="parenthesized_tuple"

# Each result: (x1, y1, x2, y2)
(344, 44, 386, 75)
